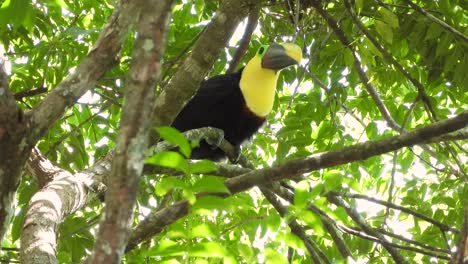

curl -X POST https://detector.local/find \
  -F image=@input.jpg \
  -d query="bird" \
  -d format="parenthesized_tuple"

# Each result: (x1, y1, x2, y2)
(172, 42, 302, 160)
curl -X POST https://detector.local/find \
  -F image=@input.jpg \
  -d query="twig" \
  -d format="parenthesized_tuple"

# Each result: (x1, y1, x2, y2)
(375, 227, 450, 254)
(337, 225, 451, 261)
(226, 4, 260, 73)
(220, 216, 267, 235)
(403, 0, 468, 43)
(311, 1, 402, 131)
(262, 188, 330, 264)
(335, 192, 459, 233)
(344, 0, 438, 122)
(45, 102, 112, 156)
(327, 194, 407, 263)
(14, 86, 48, 100)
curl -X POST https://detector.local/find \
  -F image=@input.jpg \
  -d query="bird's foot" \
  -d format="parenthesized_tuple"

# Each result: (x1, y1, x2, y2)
(206, 128, 225, 150)
(228, 145, 242, 163)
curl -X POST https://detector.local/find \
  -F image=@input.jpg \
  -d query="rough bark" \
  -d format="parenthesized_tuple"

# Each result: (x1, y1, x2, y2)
(20, 152, 111, 264)
(0, 59, 30, 244)
(87, 0, 173, 263)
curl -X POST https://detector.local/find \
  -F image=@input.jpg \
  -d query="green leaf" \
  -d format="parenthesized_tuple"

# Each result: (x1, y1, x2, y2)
(265, 248, 288, 264)
(190, 159, 217, 174)
(188, 241, 228, 257)
(323, 170, 343, 191)
(294, 180, 309, 208)
(379, 8, 399, 28)
(192, 176, 229, 193)
(154, 177, 187, 196)
(156, 126, 192, 158)
(375, 20, 393, 44)
(146, 151, 189, 173)
(193, 196, 230, 215)
(189, 223, 215, 238)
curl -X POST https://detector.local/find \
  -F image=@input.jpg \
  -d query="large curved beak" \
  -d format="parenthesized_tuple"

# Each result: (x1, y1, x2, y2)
(261, 43, 302, 70)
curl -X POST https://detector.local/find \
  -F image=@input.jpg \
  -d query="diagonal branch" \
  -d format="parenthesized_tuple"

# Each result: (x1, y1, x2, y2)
(343, 0, 438, 121)
(310, 1, 401, 131)
(151, 0, 259, 135)
(336, 192, 458, 233)
(403, 0, 468, 43)
(226, 4, 261, 74)
(261, 188, 329, 264)
(20, 150, 111, 263)
(327, 194, 407, 263)
(27, 1, 140, 146)
(225, 112, 467, 194)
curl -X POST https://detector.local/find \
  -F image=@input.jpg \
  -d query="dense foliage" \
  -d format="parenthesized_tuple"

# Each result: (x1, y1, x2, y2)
(0, 0, 466, 263)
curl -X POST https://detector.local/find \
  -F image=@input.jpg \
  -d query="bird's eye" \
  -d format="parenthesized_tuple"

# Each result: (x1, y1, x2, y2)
(258, 47, 265, 54)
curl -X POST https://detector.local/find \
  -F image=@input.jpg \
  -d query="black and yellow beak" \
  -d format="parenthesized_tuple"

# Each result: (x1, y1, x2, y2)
(261, 43, 303, 70)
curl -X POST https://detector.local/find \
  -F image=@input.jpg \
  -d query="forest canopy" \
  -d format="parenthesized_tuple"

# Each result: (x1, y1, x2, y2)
(0, 0, 467, 263)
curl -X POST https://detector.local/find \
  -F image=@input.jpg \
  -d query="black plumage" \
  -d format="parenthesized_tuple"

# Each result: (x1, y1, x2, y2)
(172, 68, 265, 160)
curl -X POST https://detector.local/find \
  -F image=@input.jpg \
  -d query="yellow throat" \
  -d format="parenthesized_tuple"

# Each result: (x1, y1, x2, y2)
(239, 56, 278, 117)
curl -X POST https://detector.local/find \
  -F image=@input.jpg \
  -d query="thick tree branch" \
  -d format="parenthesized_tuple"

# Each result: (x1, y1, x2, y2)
(87, 1, 173, 263)
(225, 112, 467, 193)
(0, 58, 29, 244)
(20, 152, 111, 263)
(151, 0, 258, 138)
(14, 86, 48, 100)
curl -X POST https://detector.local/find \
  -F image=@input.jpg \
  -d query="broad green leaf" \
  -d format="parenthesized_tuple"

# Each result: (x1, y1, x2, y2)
(154, 177, 187, 196)
(190, 159, 217, 174)
(146, 151, 189, 174)
(323, 170, 343, 191)
(189, 223, 215, 238)
(294, 180, 309, 208)
(192, 196, 231, 215)
(379, 8, 399, 28)
(375, 20, 393, 44)
(192, 176, 229, 193)
(265, 248, 288, 264)
(156, 126, 192, 158)
(188, 241, 228, 257)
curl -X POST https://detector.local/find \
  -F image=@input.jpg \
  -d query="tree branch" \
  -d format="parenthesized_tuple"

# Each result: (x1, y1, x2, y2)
(20, 151, 111, 263)
(336, 192, 458, 233)
(225, 112, 467, 194)
(327, 194, 407, 263)
(310, 1, 401, 131)
(261, 188, 329, 264)
(151, 0, 258, 137)
(343, 0, 438, 121)
(126, 113, 466, 251)
(403, 0, 468, 43)
(226, 4, 261, 73)
(27, 0, 139, 146)
(0, 58, 30, 244)
(87, 1, 173, 262)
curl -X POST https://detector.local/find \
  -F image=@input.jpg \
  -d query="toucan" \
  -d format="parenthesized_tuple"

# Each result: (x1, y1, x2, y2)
(172, 43, 302, 160)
